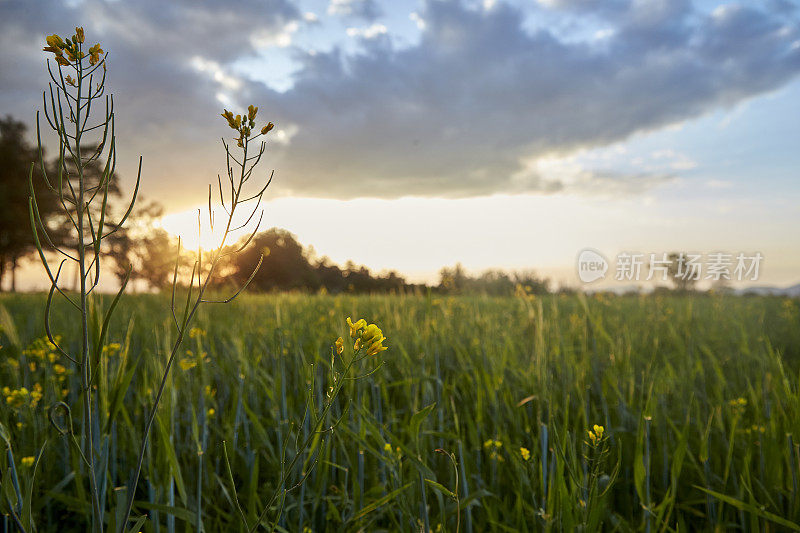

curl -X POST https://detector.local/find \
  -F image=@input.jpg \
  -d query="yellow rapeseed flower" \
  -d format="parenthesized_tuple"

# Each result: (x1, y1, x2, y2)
(88, 43, 103, 66)
(6, 387, 30, 408)
(345, 317, 387, 355)
(75, 27, 85, 43)
(346, 317, 367, 338)
(102, 343, 121, 356)
(45, 34, 64, 49)
(248, 104, 258, 121)
(221, 109, 237, 129)
(360, 324, 387, 356)
(261, 122, 274, 135)
(520, 447, 531, 461)
(335, 337, 344, 355)
(21, 456, 35, 467)
(54, 363, 66, 375)
(179, 357, 197, 371)
(587, 424, 605, 446)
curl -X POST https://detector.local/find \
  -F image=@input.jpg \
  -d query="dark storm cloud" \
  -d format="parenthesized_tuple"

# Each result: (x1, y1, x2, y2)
(2, 0, 800, 201)
(253, 0, 800, 197)
(0, 0, 301, 205)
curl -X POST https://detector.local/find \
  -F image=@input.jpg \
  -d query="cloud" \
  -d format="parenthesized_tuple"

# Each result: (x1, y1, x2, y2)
(258, 0, 800, 198)
(0, 0, 300, 205)
(2, 0, 800, 203)
(346, 23, 388, 39)
(327, 0, 382, 21)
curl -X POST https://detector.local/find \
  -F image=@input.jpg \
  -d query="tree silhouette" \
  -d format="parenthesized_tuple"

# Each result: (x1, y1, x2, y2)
(0, 116, 65, 291)
(667, 252, 699, 292)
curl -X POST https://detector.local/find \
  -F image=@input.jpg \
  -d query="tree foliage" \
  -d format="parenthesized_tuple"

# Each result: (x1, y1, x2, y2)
(0, 115, 66, 290)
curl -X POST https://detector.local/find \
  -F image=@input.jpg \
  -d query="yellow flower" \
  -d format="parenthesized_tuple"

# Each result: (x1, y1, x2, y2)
(360, 324, 387, 355)
(189, 327, 206, 339)
(587, 424, 605, 446)
(20, 456, 35, 468)
(248, 104, 258, 121)
(261, 122, 274, 135)
(75, 27, 85, 43)
(45, 34, 64, 49)
(207, 408, 215, 417)
(221, 109, 237, 129)
(6, 387, 30, 408)
(234, 114, 242, 128)
(729, 397, 747, 408)
(383, 443, 392, 454)
(30, 385, 43, 408)
(346, 317, 367, 338)
(179, 358, 197, 371)
(88, 43, 104, 66)
(366, 338, 388, 356)
(55, 56, 71, 66)
(335, 337, 344, 355)
(54, 364, 66, 375)
(102, 343, 121, 356)
(520, 447, 530, 461)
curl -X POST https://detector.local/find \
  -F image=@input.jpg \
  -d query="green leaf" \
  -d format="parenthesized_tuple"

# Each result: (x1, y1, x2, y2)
(694, 486, 800, 531)
(350, 483, 412, 522)
(425, 478, 457, 501)
(133, 500, 198, 526)
(410, 403, 436, 453)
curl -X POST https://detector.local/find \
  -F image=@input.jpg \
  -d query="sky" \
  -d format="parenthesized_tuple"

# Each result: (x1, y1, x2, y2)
(2, 0, 800, 289)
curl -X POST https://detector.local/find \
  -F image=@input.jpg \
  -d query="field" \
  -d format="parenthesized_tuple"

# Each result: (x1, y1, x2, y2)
(1, 292, 800, 531)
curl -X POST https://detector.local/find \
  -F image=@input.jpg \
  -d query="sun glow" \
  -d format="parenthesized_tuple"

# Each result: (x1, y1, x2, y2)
(158, 205, 252, 252)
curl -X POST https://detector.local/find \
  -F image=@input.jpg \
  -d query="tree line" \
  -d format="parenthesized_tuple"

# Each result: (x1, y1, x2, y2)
(1, 114, 552, 296)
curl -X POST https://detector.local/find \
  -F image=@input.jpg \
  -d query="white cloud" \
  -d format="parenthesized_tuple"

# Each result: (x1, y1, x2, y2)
(346, 23, 388, 39)
(191, 57, 242, 91)
(409, 11, 426, 30)
(252, 21, 300, 48)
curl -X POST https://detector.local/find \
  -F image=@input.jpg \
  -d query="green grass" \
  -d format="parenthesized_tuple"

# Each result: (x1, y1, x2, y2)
(1, 292, 799, 531)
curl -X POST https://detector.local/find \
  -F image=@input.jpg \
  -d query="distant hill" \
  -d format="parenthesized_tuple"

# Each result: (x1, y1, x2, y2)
(736, 283, 800, 297)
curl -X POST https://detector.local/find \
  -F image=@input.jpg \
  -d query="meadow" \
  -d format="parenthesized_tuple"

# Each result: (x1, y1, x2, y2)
(1, 291, 799, 531)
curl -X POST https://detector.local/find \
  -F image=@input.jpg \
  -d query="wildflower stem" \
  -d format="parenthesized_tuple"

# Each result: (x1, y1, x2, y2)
(118, 133, 268, 532)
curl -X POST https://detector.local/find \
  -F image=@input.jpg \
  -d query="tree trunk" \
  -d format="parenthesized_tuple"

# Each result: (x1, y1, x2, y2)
(10, 256, 17, 292)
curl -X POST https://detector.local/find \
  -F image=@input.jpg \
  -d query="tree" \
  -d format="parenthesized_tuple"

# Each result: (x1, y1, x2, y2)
(0, 116, 65, 291)
(438, 263, 469, 293)
(105, 198, 168, 287)
(132, 228, 183, 290)
(667, 252, 699, 292)
(230, 228, 319, 291)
